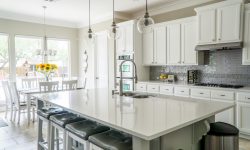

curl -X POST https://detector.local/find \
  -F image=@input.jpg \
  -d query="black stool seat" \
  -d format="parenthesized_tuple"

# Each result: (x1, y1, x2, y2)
(50, 113, 85, 128)
(37, 107, 67, 119)
(66, 120, 110, 140)
(89, 130, 132, 150)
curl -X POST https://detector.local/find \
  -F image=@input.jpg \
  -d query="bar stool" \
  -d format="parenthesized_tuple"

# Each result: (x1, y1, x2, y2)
(49, 113, 85, 150)
(37, 107, 67, 150)
(65, 120, 110, 150)
(89, 130, 132, 150)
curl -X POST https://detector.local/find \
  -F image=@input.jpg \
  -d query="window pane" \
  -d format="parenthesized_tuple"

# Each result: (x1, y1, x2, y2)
(0, 34, 9, 104)
(47, 39, 70, 78)
(15, 36, 42, 78)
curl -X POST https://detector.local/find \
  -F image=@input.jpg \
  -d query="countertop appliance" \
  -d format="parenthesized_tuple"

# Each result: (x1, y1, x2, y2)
(187, 70, 199, 84)
(194, 83, 244, 89)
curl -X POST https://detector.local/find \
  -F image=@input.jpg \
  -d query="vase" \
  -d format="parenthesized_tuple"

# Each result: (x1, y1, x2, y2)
(45, 75, 49, 82)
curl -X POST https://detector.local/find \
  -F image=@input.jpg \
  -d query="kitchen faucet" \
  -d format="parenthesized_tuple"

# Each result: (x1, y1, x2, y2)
(119, 60, 138, 96)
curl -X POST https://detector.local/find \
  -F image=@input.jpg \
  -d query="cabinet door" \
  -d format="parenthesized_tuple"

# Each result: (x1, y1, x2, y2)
(181, 21, 198, 65)
(154, 26, 167, 65)
(143, 31, 154, 65)
(215, 107, 235, 125)
(167, 24, 181, 65)
(243, 9, 250, 65)
(197, 9, 216, 45)
(217, 4, 242, 43)
(237, 103, 250, 134)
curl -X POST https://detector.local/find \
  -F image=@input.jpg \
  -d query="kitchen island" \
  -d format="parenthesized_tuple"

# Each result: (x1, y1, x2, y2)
(33, 89, 234, 150)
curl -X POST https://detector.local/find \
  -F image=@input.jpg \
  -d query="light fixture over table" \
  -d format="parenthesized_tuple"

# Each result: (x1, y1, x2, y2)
(36, 6, 57, 62)
(108, 0, 121, 40)
(137, 0, 155, 33)
(87, 0, 95, 43)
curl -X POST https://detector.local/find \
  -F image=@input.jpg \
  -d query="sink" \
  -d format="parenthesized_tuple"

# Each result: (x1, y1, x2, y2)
(132, 95, 149, 98)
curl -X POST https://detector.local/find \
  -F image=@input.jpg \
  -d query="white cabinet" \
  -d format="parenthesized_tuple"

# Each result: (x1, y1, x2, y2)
(181, 20, 199, 65)
(135, 83, 147, 92)
(160, 85, 174, 95)
(237, 102, 250, 134)
(154, 26, 167, 65)
(167, 18, 201, 65)
(215, 107, 235, 125)
(191, 88, 211, 100)
(174, 87, 190, 97)
(217, 4, 241, 43)
(143, 26, 167, 65)
(116, 21, 134, 53)
(195, 0, 243, 45)
(243, 4, 250, 65)
(167, 23, 181, 65)
(147, 84, 160, 94)
(143, 31, 154, 65)
(197, 9, 216, 45)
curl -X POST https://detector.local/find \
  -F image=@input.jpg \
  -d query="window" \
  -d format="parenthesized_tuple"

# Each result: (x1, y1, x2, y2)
(0, 34, 9, 104)
(47, 39, 70, 78)
(15, 36, 43, 78)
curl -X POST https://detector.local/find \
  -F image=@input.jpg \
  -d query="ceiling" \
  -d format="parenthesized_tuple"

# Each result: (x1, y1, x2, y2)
(0, 0, 192, 28)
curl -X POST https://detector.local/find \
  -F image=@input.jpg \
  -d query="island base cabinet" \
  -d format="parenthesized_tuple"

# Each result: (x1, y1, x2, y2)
(215, 107, 235, 125)
(237, 102, 250, 137)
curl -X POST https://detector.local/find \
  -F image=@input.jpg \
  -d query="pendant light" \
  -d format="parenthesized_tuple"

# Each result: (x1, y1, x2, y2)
(87, 0, 94, 42)
(36, 6, 57, 62)
(108, 0, 121, 40)
(137, 0, 155, 34)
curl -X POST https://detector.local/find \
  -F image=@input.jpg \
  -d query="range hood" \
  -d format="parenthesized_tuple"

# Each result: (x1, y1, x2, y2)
(195, 42, 243, 51)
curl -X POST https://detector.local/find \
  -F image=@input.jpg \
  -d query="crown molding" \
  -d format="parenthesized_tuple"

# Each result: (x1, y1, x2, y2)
(132, 0, 217, 19)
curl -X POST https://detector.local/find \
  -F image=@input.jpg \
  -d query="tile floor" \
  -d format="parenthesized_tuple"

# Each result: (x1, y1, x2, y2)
(0, 112, 250, 150)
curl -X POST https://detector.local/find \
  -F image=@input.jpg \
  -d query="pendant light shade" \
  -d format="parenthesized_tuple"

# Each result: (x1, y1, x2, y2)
(137, 0, 154, 33)
(108, 0, 121, 40)
(87, 0, 95, 43)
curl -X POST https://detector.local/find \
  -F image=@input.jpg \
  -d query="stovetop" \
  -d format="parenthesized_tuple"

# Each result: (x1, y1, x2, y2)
(194, 83, 244, 89)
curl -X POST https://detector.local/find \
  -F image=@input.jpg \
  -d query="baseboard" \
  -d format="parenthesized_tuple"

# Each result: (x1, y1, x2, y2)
(240, 133, 250, 140)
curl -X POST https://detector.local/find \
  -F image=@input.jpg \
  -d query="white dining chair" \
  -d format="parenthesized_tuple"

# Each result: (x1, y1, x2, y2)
(2, 81, 13, 121)
(62, 80, 78, 90)
(39, 81, 59, 92)
(9, 82, 36, 124)
(22, 78, 38, 89)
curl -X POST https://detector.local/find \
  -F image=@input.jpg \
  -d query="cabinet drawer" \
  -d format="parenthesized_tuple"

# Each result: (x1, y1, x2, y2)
(174, 87, 190, 97)
(147, 84, 160, 93)
(191, 88, 211, 99)
(237, 92, 250, 103)
(136, 83, 147, 92)
(160, 85, 174, 95)
(211, 90, 234, 101)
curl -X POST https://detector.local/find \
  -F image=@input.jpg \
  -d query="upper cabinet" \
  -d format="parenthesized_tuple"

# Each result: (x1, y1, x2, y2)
(243, 4, 250, 65)
(167, 17, 203, 65)
(195, 0, 243, 45)
(116, 21, 134, 53)
(143, 26, 167, 66)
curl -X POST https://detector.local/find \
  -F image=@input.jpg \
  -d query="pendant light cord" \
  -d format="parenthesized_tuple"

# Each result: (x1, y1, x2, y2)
(146, 0, 148, 13)
(89, 0, 90, 29)
(113, 0, 115, 22)
(43, 6, 47, 37)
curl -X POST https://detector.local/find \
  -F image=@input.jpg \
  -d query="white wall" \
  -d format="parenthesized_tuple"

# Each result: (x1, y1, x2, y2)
(0, 18, 79, 78)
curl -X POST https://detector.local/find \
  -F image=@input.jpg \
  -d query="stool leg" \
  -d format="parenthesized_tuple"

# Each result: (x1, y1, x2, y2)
(50, 123, 55, 150)
(47, 121, 51, 149)
(56, 129, 59, 150)
(66, 132, 72, 150)
(37, 117, 43, 150)
(63, 130, 67, 150)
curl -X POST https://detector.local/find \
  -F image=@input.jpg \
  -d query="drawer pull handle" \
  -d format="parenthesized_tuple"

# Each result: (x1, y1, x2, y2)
(152, 88, 155, 89)
(165, 89, 169, 91)
(181, 91, 184, 93)
(247, 97, 250, 100)
(220, 95, 225, 97)
(200, 93, 204, 95)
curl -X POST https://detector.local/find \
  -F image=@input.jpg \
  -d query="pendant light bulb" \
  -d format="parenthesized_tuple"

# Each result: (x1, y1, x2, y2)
(108, 0, 121, 40)
(137, 0, 154, 34)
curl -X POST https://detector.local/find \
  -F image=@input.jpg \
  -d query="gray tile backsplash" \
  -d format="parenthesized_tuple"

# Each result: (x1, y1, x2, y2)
(150, 49, 250, 85)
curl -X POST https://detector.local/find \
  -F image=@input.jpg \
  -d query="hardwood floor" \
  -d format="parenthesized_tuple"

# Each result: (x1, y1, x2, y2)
(0, 112, 249, 150)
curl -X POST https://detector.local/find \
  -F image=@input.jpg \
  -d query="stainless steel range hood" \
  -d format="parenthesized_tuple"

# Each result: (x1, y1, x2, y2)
(195, 42, 243, 51)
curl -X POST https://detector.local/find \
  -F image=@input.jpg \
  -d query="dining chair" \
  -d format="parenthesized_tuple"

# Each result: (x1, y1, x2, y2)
(39, 81, 59, 92)
(9, 82, 36, 124)
(22, 78, 38, 89)
(62, 80, 78, 90)
(2, 81, 13, 121)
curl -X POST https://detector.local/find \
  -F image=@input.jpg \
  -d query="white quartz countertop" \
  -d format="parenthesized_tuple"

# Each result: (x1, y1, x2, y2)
(32, 89, 234, 140)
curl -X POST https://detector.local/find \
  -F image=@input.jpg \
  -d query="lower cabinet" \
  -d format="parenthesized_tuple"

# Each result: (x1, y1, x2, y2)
(215, 106, 235, 125)
(237, 102, 250, 135)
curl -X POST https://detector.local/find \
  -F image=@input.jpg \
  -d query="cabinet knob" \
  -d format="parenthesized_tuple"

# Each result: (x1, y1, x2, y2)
(218, 38, 221, 41)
